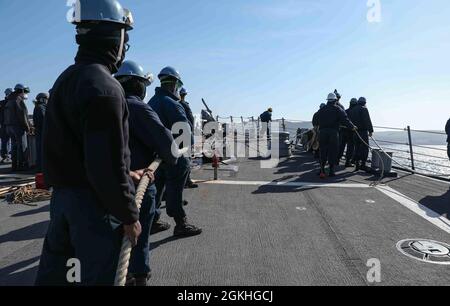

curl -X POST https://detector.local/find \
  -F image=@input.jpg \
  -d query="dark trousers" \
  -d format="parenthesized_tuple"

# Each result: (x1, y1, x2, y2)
(35, 132, 43, 172)
(0, 127, 11, 159)
(338, 129, 355, 161)
(447, 143, 450, 160)
(344, 130, 355, 162)
(6, 126, 27, 170)
(154, 156, 189, 222)
(319, 128, 339, 166)
(354, 130, 370, 165)
(338, 128, 345, 160)
(128, 184, 156, 276)
(35, 188, 123, 286)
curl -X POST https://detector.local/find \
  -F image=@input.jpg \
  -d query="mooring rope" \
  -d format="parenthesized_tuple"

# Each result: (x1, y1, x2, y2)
(114, 158, 162, 286)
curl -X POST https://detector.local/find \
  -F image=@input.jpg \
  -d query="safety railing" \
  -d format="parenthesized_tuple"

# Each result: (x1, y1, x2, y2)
(370, 125, 449, 178)
(213, 115, 450, 180)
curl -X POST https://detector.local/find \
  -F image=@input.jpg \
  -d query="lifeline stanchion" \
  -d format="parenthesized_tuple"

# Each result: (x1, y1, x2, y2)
(114, 158, 162, 286)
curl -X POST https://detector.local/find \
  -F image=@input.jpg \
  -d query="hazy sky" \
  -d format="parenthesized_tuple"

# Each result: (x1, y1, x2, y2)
(0, 0, 449, 130)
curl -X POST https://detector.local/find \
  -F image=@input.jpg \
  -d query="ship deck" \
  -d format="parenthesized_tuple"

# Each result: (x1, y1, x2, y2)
(0, 151, 449, 286)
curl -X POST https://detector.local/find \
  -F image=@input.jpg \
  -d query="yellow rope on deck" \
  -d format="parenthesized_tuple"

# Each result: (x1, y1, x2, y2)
(8, 185, 52, 206)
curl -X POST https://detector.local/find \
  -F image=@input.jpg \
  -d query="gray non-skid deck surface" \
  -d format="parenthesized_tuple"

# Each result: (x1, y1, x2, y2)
(0, 152, 449, 286)
(149, 182, 450, 286)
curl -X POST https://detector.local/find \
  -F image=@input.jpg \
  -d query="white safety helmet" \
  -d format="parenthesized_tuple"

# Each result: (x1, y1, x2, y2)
(327, 93, 337, 101)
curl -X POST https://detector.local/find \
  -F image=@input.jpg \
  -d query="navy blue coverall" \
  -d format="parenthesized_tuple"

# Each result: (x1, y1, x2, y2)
(148, 87, 191, 223)
(3, 93, 30, 170)
(339, 104, 357, 163)
(313, 102, 355, 168)
(0, 98, 11, 160)
(33, 102, 47, 172)
(347, 104, 374, 166)
(35, 44, 138, 285)
(126, 95, 177, 276)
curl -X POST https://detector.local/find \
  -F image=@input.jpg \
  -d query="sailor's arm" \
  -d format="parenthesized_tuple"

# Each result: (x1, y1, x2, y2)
(135, 103, 178, 166)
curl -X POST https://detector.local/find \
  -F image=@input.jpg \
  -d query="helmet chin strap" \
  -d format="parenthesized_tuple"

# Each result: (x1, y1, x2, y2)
(116, 28, 125, 62)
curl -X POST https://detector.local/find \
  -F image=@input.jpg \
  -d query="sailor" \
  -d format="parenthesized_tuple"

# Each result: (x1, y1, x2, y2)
(260, 108, 273, 123)
(339, 98, 358, 167)
(0, 88, 13, 163)
(33, 92, 49, 172)
(35, 0, 140, 286)
(115, 60, 178, 286)
(311, 103, 325, 158)
(4, 84, 31, 171)
(259, 108, 273, 141)
(148, 67, 202, 237)
(348, 97, 374, 171)
(334, 89, 347, 165)
(179, 87, 198, 189)
(315, 93, 356, 178)
(312, 104, 325, 127)
(446, 118, 450, 160)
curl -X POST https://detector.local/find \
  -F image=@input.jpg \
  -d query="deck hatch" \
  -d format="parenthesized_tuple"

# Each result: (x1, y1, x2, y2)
(396, 239, 450, 265)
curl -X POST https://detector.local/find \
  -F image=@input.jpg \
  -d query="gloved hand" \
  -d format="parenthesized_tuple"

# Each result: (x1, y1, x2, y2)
(123, 221, 142, 247)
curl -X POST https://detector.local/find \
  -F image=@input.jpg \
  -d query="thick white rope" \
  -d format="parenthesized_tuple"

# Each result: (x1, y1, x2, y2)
(114, 158, 162, 286)
(114, 147, 189, 286)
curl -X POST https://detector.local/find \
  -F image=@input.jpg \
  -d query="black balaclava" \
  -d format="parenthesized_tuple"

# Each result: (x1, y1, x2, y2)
(75, 23, 129, 74)
(119, 77, 146, 100)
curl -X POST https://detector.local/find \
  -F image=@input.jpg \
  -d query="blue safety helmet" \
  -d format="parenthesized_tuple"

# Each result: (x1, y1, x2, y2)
(36, 92, 50, 101)
(14, 84, 30, 93)
(115, 60, 153, 86)
(180, 87, 188, 95)
(158, 66, 183, 84)
(71, 0, 134, 30)
(4, 88, 13, 97)
(358, 97, 367, 105)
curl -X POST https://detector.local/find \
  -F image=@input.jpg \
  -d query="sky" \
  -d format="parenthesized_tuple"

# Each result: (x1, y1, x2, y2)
(0, 0, 449, 130)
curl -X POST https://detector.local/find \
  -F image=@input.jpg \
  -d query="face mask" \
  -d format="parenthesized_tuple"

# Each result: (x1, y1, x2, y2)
(117, 28, 125, 63)
(140, 87, 147, 101)
(175, 80, 183, 93)
(23, 94, 29, 100)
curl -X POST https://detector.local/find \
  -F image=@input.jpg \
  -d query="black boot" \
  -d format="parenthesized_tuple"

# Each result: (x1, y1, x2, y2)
(329, 165, 336, 177)
(355, 161, 361, 171)
(360, 163, 369, 172)
(125, 273, 151, 286)
(150, 220, 171, 235)
(134, 273, 151, 286)
(174, 217, 202, 237)
(185, 180, 199, 189)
